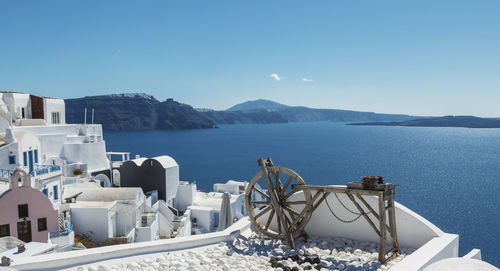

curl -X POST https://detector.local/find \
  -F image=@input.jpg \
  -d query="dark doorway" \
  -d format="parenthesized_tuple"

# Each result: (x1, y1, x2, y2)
(30, 95, 45, 119)
(17, 221, 32, 243)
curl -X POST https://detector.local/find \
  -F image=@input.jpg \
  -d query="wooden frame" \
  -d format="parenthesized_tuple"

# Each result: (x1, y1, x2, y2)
(245, 158, 400, 264)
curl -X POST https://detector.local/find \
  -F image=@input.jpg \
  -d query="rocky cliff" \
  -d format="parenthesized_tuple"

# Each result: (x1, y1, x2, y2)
(65, 93, 215, 130)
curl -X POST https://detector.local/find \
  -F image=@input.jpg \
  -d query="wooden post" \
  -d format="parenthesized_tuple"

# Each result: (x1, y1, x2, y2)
(387, 186, 400, 253)
(378, 191, 387, 263)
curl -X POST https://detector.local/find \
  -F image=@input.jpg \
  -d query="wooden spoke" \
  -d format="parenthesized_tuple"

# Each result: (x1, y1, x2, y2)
(277, 213, 282, 233)
(253, 187, 270, 200)
(254, 206, 272, 220)
(281, 189, 298, 202)
(282, 176, 293, 192)
(265, 209, 275, 230)
(251, 201, 270, 205)
(285, 206, 300, 217)
(284, 200, 307, 205)
(273, 170, 283, 195)
(283, 210, 293, 226)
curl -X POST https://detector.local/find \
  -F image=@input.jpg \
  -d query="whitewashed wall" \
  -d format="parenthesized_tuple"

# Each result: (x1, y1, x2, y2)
(63, 141, 110, 173)
(273, 190, 444, 249)
(174, 182, 196, 212)
(43, 98, 65, 125)
(70, 206, 113, 243)
(165, 165, 179, 202)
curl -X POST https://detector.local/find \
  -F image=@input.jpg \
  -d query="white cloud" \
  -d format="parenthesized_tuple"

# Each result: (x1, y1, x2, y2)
(269, 73, 281, 81)
(302, 78, 313, 82)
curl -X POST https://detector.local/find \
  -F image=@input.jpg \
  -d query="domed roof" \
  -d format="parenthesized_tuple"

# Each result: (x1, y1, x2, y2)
(150, 155, 178, 168)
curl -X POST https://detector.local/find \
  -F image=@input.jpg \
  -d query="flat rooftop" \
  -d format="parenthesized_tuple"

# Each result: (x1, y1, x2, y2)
(67, 234, 414, 271)
(70, 201, 116, 209)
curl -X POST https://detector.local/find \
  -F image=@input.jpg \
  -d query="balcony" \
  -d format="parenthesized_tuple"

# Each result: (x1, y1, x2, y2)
(49, 223, 75, 246)
(49, 223, 73, 238)
(32, 164, 61, 177)
(0, 169, 14, 179)
(0, 165, 61, 180)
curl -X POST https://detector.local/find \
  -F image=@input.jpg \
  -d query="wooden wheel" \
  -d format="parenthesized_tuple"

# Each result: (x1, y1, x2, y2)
(245, 158, 313, 240)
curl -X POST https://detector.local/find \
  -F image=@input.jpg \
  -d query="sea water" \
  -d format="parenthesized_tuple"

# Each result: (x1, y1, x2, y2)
(104, 122, 500, 265)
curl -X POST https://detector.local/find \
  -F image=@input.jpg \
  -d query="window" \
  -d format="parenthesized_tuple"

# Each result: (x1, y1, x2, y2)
(37, 218, 47, 232)
(53, 185, 58, 200)
(8, 155, 15, 165)
(23, 152, 27, 167)
(0, 224, 10, 237)
(51, 112, 60, 124)
(18, 204, 29, 218)
(34, 149, 38, 164)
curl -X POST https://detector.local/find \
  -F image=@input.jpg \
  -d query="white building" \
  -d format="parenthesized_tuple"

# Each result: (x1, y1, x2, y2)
(0, 93, 65, 130)
(62, 186, 174, 244)
(0, 129, 64, 213)
(118, 156, 179, 205)
(0, 92, 112, 250)
(0, 92, 111, 182)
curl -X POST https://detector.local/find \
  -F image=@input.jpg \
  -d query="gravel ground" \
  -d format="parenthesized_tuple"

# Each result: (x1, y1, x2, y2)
(76, 234, 415, 271)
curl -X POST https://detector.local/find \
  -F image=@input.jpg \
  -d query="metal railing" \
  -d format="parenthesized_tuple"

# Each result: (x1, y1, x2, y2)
(0, 169, 14, 179)
(49, 223, 74, 238)
(32, 165, 61, 176)
(0, 165, 61, 179)
(63, 177, 78, 185)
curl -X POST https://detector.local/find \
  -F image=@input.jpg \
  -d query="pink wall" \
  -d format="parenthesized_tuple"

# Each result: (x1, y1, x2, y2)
(0, 186, 58, 242)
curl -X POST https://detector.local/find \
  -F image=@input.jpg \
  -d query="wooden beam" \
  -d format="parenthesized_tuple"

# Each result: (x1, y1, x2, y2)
(345, 192, 381, 237)
(387, 187, 400, 254)
(294, 184, 386, 196)
(355, 194, 393, 234)
(378, 192, 387, 263)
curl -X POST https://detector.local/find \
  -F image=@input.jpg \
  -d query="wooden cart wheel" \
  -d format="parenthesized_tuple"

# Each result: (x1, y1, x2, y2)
(245, 162, 313, 239)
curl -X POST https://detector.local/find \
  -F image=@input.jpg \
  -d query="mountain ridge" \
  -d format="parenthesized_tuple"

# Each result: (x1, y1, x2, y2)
(349, 116, 500, 128)
(223, 99, 418, 122)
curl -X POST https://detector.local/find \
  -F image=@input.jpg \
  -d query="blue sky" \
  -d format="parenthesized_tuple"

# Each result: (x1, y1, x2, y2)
(1, 1, 499, 116)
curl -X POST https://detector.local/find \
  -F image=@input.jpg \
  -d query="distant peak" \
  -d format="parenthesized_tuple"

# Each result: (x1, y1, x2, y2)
(227, 99, 288, 111)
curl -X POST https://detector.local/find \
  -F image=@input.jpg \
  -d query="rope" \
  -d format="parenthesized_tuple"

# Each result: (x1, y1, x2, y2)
(324, 192, 362, 223)
(333, 193, 373, 216)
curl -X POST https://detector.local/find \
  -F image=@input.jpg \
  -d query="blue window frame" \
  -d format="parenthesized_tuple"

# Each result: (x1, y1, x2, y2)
(53, 185, 58, 200)
(8, 155, 15, 165)
(42, 188, 48, 197)
(23, 152, 27, 167)
(34, 149, 38, 164)
(28, 151, 33, 173)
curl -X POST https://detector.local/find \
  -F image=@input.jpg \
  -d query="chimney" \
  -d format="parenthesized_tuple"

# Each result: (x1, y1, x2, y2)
(17, 244, 25, 253)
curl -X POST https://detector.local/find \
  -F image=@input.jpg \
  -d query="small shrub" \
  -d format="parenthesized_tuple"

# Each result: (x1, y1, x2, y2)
(74, 234, 95, 248)
(73, 169, 83, 176)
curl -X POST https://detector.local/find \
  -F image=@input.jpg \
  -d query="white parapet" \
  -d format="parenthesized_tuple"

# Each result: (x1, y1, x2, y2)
(391, 233, 459, 271)
(10, 218, 251, 270)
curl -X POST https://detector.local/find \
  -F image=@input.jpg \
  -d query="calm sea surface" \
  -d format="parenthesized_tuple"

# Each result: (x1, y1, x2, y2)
(104, 122, 500, 265)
